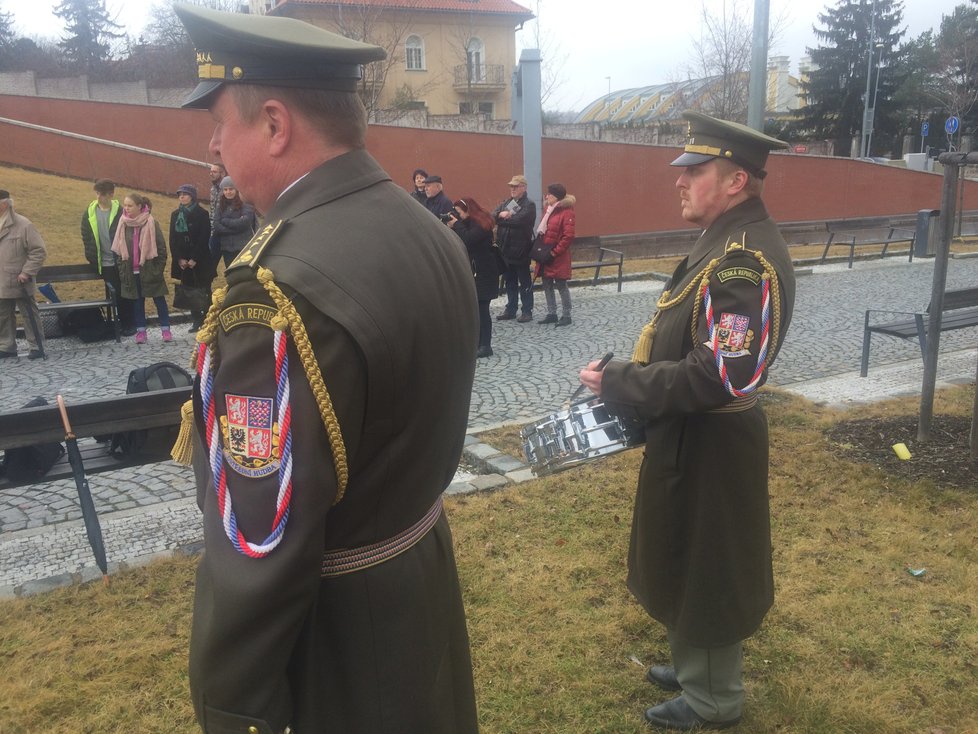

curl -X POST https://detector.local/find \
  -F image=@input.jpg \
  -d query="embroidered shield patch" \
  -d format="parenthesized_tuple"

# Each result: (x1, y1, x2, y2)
(221, 394, 281, 478)
(716, 312, 754, 357)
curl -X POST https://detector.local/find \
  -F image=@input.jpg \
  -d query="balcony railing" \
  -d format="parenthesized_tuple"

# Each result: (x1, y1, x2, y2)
(452, 64, 506, 91)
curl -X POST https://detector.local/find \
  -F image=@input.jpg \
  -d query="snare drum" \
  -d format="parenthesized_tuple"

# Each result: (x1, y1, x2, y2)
(520, 399, 644, 476)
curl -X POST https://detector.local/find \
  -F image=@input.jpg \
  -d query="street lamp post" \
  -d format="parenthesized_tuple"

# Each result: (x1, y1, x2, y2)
(865, 43, 885, 157)
(859, 0, 878, 158)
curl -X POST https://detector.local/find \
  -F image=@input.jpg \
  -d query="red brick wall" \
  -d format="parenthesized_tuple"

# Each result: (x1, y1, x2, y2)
(2, 95, 976, 236)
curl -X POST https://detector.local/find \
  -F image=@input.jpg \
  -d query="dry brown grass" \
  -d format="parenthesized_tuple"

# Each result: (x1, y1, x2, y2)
(621, 239, 978, 279)
(3, 162, 976, 730)
(2, 386, 977, 732)
(8, 161, 974, 295)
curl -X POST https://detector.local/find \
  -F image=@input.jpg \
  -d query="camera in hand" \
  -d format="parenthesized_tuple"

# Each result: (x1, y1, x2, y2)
(439, 211, 457, 223)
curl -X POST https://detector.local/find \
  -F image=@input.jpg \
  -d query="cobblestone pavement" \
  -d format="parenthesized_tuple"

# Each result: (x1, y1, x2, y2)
(3, 256, 978, 595)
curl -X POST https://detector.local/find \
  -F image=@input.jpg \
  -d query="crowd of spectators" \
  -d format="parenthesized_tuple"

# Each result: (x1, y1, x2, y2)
(4, 164, 580, 358)
(409, 167, 576, 358)
(2, 165, 268, 354)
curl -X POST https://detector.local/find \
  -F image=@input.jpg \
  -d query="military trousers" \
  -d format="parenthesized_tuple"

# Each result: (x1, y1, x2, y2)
(667, 629, 744, 722)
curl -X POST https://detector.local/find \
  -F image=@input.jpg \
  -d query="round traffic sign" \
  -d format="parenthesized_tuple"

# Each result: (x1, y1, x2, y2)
(945, 116, 959, 135)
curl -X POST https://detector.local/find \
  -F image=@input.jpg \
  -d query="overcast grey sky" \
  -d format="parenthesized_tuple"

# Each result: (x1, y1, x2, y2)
(518, 0, 967, 111)
(5, 0, 969, 112)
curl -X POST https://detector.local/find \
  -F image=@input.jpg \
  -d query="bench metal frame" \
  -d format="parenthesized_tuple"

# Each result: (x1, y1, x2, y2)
(820, 217, 916, 270)
(570, 247, 624, 292)
(31, 264, 121, 343)
(860, 286, 978, 376)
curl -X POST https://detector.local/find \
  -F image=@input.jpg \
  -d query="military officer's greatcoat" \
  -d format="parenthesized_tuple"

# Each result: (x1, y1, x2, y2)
(188, 150, 480, 733)
(601, 196, 796, 647)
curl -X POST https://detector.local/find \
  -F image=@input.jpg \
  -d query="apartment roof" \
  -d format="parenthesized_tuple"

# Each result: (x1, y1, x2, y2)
(271, 0, 534, 19)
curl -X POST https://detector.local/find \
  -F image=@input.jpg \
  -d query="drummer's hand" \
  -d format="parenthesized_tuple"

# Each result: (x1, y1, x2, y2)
(579, 361, 605, 397)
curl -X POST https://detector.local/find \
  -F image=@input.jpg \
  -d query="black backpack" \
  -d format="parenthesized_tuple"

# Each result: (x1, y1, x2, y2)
(59, 307, 114, 343)
(0, 397, 65, 482)
(109, 362, 193, 458)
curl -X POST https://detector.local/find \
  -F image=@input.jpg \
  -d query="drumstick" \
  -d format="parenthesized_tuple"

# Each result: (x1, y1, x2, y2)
(565, 351, 614, 407)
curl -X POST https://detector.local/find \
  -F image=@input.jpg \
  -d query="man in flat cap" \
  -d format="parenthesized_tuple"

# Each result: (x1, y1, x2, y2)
(0, 190, 47, 359)
(173, 5, 479, 733)
(579, 111, 796, 730)
(492, 174, 536, 322)
(422, 174, 454, 219)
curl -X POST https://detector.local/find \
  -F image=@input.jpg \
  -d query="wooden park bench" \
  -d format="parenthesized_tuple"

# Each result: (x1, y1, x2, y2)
(570, 247, 625, 291)
(860, 286, 978, 377)
(18, 264, 121, 343)
(821, 217, 916, 269)
(0, 388, 191, 490)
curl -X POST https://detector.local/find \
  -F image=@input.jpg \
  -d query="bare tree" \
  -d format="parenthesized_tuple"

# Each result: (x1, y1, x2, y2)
(321, 0, 437, 119)
(920, 4, 978, 141)
(446, 12, 492, 115)
(145, 0, 240, 44)
(526, 0, 569, 111)
(135, 0, 242, 87)
(685, 0, 752, 121)
(684, 0, 786, 123)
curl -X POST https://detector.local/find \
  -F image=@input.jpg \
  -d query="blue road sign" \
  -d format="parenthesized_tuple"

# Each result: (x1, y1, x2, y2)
(945, 116, 959, 135)
(921, 122, 929, 136)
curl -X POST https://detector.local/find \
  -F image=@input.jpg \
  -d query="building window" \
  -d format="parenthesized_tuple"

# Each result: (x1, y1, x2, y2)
(459, 101, 494, 117)
(405, 35, 425, 71)
(465, 37, 485, 82)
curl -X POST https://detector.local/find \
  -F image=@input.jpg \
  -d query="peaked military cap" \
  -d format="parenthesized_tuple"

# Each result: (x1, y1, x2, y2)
(671, 110, 787, 179)
(174, 3, 387, 109)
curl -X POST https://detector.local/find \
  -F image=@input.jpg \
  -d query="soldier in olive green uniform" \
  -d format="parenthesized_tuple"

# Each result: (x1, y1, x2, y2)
(579, 112, 795, 730)
(173, 5, 479, 732)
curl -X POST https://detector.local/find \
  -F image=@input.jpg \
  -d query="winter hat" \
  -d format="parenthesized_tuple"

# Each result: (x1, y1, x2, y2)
(547, 183, 566, 200)
(176, 184, 198, 201)
(220, 176, 235, 189)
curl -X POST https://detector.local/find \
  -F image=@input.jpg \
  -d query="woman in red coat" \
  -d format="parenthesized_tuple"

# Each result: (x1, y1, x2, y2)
(534, 182, 575, 326)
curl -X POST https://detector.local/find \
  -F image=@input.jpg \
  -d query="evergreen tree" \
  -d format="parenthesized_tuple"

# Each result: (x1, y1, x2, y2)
(794, 0, 907, 156)
(54, 0, 123, 74)
(926, 3, 978, 138)
(890, 30, 943, 151)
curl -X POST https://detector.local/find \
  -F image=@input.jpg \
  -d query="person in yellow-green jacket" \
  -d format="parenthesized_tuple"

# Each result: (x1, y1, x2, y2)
(81, 178, 135, 335)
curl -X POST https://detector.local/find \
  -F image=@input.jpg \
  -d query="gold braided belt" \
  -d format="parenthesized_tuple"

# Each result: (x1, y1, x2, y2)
(631, 237, 782, 368)
(171, 265, 350, 505)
